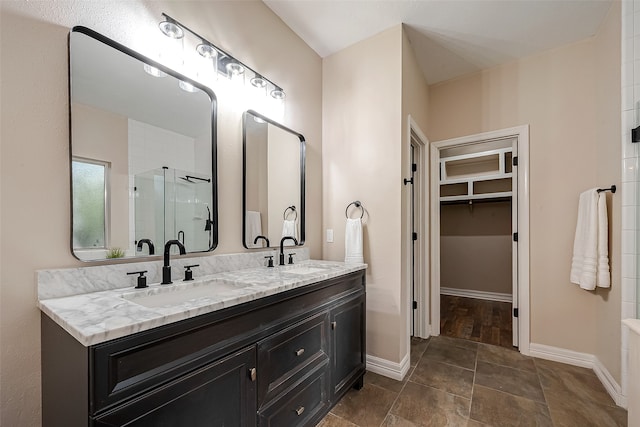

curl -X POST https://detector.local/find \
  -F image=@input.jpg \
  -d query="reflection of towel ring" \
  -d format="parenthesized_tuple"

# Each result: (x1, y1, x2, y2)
(283, 206, 297, 220)
(345, 201, 364, 219)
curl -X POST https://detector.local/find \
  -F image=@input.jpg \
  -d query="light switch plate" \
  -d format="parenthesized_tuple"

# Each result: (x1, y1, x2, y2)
(326, 229, 334, 243)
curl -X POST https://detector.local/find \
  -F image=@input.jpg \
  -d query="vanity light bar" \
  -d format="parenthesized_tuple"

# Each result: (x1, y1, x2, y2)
(159, 13, 285, 100)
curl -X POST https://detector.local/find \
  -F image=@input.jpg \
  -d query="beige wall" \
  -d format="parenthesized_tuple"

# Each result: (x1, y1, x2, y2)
(401, 27, 430, 351)
(323, 26, 404, 363)
(0, 1, 322, 425)
(441, 202, 512, 294)
(593, 0, 622, 384)
(322, 25, 429, 365)
(428, 3, 621, 381)
(72, 103, 130, 251)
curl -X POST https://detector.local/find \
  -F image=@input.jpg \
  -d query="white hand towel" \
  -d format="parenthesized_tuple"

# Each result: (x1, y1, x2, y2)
(245, 211, 263, 248)
(597, 192, 611, 288)
(281, 219, 297, 246)
(570, 189, 610, 290)
(345, 218, 364, 264)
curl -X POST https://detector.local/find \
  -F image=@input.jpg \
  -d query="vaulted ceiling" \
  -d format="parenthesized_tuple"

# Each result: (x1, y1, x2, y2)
(264, 0, 613, 84)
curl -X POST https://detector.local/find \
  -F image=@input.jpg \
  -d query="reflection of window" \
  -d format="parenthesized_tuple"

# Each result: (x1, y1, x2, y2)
(72, 158, 109, 249)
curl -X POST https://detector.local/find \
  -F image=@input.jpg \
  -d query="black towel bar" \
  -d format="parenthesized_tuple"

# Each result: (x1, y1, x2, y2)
(283, 206, 297, 220)
(345, 201, 364, 219)
(597, 185, 616, 194)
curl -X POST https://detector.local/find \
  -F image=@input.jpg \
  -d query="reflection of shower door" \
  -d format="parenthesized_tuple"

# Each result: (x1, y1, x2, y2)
(134, 167, 212, 253)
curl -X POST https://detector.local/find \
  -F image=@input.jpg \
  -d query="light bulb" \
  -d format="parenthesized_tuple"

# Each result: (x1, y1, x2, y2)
(270, 88, 285, 100)
(196, 43, 218, 59)
(159, 20, 184, 39)
(143, 64, 167, 78)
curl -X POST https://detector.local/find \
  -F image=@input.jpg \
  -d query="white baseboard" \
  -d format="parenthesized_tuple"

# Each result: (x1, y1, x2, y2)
(529, 343, 626, 408)
(441, 287, 512, 303)
(366, 353, 410, 381)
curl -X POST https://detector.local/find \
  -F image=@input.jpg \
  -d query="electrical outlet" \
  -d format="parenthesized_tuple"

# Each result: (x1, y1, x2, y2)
(326, 229, 334, 243)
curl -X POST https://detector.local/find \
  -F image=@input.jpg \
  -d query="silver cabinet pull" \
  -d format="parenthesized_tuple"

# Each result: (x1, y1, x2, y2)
(249, 367, 256, 382)
(331, 321, 337, 330)
(295, 348, 305, 356)
(295, 406, 305, 416)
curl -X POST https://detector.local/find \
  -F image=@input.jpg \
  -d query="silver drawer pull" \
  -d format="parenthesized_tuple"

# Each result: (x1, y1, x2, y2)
(331, 321, 337, 330)
(249, 367, 256, 382)
(295, 348, 305, 356)
(295, 406, 305, 416)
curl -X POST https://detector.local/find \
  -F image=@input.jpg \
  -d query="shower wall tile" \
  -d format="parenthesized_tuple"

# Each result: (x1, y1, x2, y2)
(623, 157, 638, 182)
(624, 230, 637, 254)
(622, 0, 638, 400)
(623, 206, 637, 230)
(624, 277, 637, 303)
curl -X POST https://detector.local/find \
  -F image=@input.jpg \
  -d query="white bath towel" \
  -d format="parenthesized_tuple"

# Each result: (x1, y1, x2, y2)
(570, 189, 610, 290)
(596, 192, 611, 288)
(345, 218, 364, 264)
(281, 219, 298, 246)
(245, 211, 263, 248)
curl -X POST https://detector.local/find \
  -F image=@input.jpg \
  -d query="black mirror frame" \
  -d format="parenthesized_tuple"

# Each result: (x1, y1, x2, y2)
(68, 26, 219, 261)
(242, 110, 306, 249)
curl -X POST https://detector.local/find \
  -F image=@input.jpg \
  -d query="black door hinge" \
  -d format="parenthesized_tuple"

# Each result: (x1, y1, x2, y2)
(513, 232, 518, 242)
(413, 301, 417, 310)
(513, 308, 519, 318)
(412, 163, 417, 172)
(512, 156, 518, 167)
(412, 232, 418, 241)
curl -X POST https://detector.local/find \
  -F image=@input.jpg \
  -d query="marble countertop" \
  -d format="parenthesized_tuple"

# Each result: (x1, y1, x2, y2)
(38, 260, 366, 347)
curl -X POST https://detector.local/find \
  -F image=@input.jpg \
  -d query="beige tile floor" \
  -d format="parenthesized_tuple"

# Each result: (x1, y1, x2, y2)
(317, 336, 628, 427)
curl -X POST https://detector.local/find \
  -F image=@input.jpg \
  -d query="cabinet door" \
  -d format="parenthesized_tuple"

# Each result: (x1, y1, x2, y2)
(330, 293, 366, 401)
(93, 346, 257, 427)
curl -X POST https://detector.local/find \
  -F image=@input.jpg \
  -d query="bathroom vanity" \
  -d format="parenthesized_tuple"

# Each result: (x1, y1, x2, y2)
(39, 258, 366, 427)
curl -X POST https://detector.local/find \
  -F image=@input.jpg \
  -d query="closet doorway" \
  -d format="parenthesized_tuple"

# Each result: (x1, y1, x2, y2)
(429, 126, 530, 354)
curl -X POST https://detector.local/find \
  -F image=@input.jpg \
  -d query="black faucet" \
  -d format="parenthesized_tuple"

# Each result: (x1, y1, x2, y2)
(136, 239, 155, 255)
(279, 236, 298, 266)
(254, 235, 270, 247)
(162, 239, 186, 284)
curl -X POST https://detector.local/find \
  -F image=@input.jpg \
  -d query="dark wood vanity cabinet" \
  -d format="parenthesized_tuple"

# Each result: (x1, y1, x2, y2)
(42, 270, 366, 427)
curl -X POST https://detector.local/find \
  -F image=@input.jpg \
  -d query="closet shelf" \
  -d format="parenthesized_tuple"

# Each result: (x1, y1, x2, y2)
(441, 172, 513, 185)
(439, 146, 513, 202)
(440, 192, 513, 203)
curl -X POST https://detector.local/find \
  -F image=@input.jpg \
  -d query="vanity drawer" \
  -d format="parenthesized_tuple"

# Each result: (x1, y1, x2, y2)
(257, 312, 329, 405)
(258, 365, 329, 427)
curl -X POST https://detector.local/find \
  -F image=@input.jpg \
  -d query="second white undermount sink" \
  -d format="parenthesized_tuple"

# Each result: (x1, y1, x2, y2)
(282, 266, 331, 275)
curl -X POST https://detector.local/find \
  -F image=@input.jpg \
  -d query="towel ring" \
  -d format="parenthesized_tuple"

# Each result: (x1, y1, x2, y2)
(283, 206, 297, 220)
(345, 201, 364, 219)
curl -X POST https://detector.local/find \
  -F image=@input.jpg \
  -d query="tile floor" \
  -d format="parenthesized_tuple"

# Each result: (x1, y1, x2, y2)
(317, 336, 627, 427)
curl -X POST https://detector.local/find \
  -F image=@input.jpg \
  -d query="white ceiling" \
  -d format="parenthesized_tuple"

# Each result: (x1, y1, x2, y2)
(264, 0, 613, 84)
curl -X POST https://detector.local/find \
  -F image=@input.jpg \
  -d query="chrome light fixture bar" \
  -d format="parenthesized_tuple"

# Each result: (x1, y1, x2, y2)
(159, 13, 285, 100)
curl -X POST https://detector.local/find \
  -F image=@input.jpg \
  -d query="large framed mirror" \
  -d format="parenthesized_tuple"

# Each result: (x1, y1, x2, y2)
(243, 110, 305, 249)
(69, 26, 217, 261)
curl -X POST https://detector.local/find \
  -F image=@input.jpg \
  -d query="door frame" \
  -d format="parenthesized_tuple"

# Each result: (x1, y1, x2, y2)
(429, 125, 530, 355)
(405, 116, 430, 343)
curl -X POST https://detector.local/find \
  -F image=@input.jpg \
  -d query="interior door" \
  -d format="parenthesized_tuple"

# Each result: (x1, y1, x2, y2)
(511, 140, 519, 347)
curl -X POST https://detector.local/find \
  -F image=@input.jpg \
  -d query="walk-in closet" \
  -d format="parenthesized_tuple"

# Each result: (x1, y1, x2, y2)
(439, 139, 516, 349)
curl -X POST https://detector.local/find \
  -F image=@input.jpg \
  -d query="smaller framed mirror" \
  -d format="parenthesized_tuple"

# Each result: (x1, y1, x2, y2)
(243, 110, 305, 249)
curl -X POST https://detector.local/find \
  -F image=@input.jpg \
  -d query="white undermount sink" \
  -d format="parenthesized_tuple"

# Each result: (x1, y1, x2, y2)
(122, 279, 243, 308)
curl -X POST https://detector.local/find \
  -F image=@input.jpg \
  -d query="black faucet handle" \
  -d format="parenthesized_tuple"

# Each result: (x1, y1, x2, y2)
(264, 255, 274, 268)
(288, 253, 296, 265)
(183, 264, 199, 281)
(127, 270, 148, 289)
